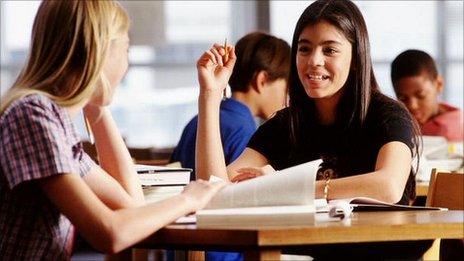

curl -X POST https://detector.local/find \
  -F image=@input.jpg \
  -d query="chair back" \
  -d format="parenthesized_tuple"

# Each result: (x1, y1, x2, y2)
(426, 169, 464, 210)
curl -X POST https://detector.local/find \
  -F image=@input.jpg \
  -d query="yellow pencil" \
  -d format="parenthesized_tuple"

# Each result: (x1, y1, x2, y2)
(84, 116, 94, 144)
(223, 38, 228, 100)
(224, 38, 229, 62)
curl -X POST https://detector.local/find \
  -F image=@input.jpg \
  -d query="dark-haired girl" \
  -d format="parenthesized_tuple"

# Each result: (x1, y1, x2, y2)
(195, 0, 431, 259)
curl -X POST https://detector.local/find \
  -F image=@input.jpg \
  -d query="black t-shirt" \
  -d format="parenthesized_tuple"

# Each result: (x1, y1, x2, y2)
(248, 92, 416, 204)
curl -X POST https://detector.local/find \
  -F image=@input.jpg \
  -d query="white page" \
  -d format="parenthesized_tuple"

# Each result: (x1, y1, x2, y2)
(205, 159, 322, 210)
(135, 164, 191, 172)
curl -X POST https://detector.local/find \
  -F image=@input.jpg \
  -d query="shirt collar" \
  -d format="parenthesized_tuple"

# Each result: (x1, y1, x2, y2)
(220, 98, 254, 118)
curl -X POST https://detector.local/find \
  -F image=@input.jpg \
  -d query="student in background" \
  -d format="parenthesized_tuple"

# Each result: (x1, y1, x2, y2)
(170, 32, 290, 261)
(195, 0, 431, 259)
(391, 49, 463, 142)
(0, 1, 223, 259)
(171, 32, 290, 179)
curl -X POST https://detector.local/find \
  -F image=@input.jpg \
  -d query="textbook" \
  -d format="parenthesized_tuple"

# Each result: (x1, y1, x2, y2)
(143, 185, 185, 204)
(196, 160, 322, 228)
(136, 164, 191, 187)
(317, 197, 447, 212)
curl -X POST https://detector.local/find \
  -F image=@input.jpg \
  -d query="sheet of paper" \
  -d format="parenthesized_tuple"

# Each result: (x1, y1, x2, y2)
(205, 159, 322, 210)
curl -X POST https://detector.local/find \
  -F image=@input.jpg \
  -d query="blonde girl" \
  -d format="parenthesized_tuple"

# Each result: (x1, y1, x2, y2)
(0, 1, 223, 259)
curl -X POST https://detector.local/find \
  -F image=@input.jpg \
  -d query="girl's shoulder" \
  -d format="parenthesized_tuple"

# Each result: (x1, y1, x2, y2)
(264, 107, 291, 125)
(369, 92, 410, 118)
(1, 94, 62, 122)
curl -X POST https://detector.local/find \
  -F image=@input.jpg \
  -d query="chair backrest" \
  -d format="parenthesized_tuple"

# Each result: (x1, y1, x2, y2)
(426, 169, 464, 210)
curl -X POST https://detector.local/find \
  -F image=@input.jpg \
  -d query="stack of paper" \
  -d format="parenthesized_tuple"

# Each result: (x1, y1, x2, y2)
(416, 136, 463, 181)
(136, 164, 192, 204)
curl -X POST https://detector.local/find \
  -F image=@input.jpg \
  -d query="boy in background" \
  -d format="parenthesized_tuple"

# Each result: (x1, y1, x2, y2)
(391, 49, 463, 142)
(170, 32, 290, 261)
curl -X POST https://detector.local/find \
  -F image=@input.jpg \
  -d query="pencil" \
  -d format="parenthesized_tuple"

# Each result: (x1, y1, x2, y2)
(224, 38, 229, 62)
(84, 116, 94, 144)
(223, 38, 228, 100)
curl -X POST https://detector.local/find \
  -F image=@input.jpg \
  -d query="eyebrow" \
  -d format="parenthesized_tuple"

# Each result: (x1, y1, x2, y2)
(297, 39, 342, 45)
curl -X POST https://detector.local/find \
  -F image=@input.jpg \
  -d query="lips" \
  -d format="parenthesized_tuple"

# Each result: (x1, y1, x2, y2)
(307, 74, 329, 80)
(304, 73, 330, 88)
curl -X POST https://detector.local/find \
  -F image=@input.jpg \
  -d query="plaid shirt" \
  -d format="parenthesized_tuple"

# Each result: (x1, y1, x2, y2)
(0, 94, 95, 260)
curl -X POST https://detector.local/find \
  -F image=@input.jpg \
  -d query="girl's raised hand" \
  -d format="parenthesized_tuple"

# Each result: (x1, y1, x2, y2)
(196, 43, 236, 97)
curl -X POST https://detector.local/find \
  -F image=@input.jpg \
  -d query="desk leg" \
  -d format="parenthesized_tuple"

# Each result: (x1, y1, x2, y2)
(244, 249, 281, 261)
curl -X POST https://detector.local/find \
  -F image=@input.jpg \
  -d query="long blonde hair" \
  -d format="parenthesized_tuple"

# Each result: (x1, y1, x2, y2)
(0, 1, 129, 114)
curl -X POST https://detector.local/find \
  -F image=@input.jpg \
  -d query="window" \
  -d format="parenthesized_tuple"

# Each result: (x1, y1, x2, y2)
(1, 1, 41, 95)
(1, 1, 233, 148)
(110, 0, 232, 147)
(2, 1, 462, 149)
(270, 0, 463, 106)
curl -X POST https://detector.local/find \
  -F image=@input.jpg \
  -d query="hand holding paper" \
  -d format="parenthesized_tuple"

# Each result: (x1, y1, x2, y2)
(231, 165, 276, 183)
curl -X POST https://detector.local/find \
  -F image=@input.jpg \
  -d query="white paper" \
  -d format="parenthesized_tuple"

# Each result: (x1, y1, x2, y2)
(204, 159, 322, 211)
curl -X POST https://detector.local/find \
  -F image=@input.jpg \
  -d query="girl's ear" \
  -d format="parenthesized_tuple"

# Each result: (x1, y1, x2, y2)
(435, 75, 444, 93)
(252, 71, 269, 94)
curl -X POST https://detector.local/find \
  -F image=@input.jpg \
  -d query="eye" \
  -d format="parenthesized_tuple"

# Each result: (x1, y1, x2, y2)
(297, 45, 310, 54)
(323, 47, 338, 55)
(415, 90, 428, 99)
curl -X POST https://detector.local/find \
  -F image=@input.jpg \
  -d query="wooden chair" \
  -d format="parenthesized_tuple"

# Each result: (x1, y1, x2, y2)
(423, 169, 464, 260)
(426, 169, 464, 210)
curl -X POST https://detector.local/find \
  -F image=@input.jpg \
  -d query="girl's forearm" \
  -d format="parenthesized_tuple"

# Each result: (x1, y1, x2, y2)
(84, 106, 144, 204)
(106, 194, 192, 253)
(316, 171, 403, 203)
(195, 91, 229, 180)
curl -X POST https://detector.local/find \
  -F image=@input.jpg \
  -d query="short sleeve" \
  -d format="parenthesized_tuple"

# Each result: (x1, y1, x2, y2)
(78, 149, 97, 177)
(372, 96, 415, 152)
(247, 110, 292, 167)
(0, 96, 95, 189)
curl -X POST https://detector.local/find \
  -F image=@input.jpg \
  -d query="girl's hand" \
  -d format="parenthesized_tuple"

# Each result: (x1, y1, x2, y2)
(231, 165, 276, 183)
(181, 179, 226, 212)
(83, 103, 105, 123)
(196, 43, 236, 97)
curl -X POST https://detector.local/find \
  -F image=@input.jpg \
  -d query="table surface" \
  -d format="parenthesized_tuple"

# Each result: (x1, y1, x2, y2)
(136, 210, 464, 251)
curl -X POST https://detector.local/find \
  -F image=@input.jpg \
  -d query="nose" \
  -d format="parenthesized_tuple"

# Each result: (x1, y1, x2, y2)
(308, 50, 324, 67)
(405, 98, 419, 111)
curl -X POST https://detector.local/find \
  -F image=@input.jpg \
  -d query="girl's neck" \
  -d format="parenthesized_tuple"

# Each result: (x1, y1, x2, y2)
(313, 90, 344, 125)
(64, 98, 88, 119)
(314, 99, 336, 125)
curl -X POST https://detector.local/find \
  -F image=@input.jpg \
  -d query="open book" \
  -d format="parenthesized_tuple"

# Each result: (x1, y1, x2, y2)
(317, 197, 447, 212)
(196, 160, 322, 228)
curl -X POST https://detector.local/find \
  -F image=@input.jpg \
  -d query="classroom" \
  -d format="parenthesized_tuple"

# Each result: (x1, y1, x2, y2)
(0, 1, 463, 260)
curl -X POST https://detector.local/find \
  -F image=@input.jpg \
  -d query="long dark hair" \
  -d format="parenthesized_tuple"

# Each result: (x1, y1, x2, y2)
(287, 0, 420, 199)
(288, 0, 378, 143)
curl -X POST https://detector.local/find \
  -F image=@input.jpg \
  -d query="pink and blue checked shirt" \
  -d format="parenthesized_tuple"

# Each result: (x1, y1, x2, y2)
(0, 94, 95, 260)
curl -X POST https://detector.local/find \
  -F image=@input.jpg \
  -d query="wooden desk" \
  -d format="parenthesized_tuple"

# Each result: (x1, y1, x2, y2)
(134, 210, 463, 260)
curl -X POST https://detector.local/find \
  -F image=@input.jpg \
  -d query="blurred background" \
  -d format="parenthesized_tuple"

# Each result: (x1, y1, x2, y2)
(1, 0, 462, 151)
